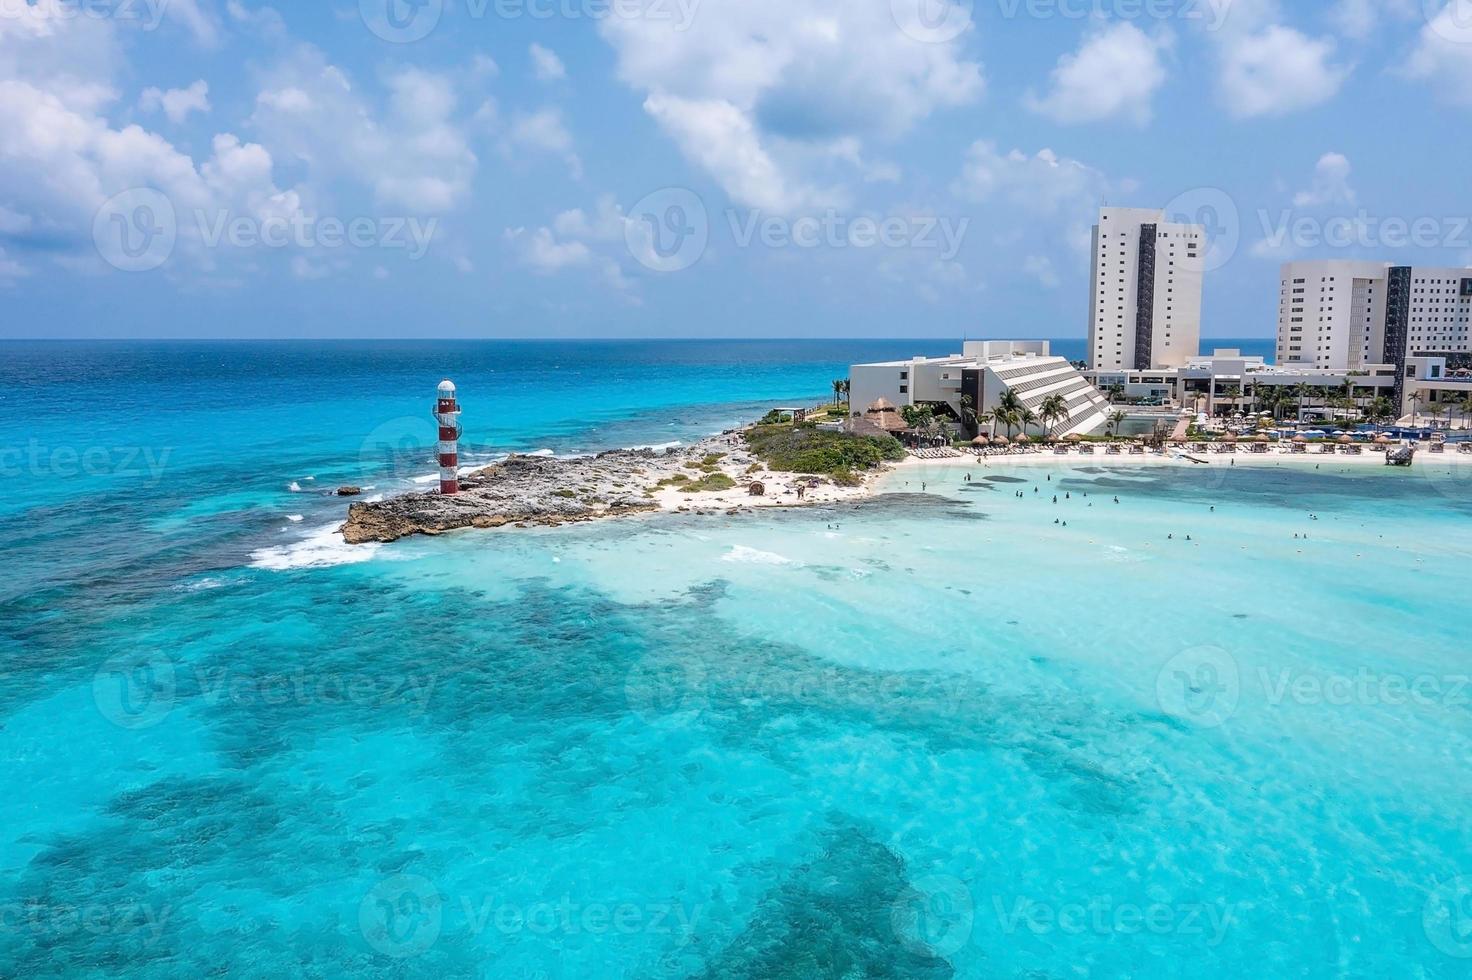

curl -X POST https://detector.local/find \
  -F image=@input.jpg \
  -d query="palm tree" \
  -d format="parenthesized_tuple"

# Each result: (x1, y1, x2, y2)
(1039, 394, 1069, 440)
(1017, 407, 1038, 438)
(1106, 383, 1125, 405)
(1367, 396, 1394, 434)
(1220, 383, 1242, 417)
(831, 379, 845, 407)
(1460, 393, 1472, 432)
(1105, 410, 1127, 439)
(1408, 391, 1424, 427)
(978, 409, 997, 439)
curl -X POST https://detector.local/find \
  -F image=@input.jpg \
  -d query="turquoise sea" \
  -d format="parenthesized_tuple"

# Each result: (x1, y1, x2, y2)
(5, 339, 1472, 978)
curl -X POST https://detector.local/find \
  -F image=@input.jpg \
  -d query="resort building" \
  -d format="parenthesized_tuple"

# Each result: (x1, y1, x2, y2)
(1276, 261, 1472, 406)
(1088, 206, 1205, 372)
(850, 341, 1112, 437)
(1088, 348, 1472, 425)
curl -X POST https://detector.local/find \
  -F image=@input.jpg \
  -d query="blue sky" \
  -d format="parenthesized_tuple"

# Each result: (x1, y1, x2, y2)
(2, 0, 1471, 340)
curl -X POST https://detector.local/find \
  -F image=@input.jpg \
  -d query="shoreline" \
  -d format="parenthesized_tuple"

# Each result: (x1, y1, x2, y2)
(338, 430, 882, 544)
(340, 429, 1460, 544)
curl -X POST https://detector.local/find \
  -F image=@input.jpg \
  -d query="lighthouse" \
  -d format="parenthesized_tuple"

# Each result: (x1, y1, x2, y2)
(435, 380, 462, 495)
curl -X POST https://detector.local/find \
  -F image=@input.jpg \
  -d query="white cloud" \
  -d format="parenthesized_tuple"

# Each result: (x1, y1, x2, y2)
(0, 6, 298, 268)
(1026, 23, 1171, 126)
(599, 0, 982, 211)
(226, 1, 288, 38)
(1217, 25, 1349, 117)
(1202, 4, 1350, 118)
(1404, 4, 1472, 103)
(161, 0, 220, 47)
(1023, 254, 1060, 288)
(644, 94, 816, 212)
(139, 80, 210, 124)
(1292, 152, 1355, 207)
(952, 142, 1109, 213)
(0, 245, 26, 285)
(529, 43, 566, 82)
(1331, 0, 1419, 38)
(250, 53, 478, 213)
(503, 107, 582, 178)
(506, 196, 641, 294)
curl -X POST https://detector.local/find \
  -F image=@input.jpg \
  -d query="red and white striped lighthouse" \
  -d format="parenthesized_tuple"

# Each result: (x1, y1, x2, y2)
(435, 379, 462, 495)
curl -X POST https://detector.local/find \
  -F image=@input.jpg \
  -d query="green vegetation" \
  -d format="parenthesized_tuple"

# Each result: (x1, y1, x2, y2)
(744, 421, 905, 479)
(682, 472, 737, 492)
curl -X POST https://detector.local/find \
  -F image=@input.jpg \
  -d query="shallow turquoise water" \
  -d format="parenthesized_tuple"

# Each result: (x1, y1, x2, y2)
(3, 341, 1470, 978)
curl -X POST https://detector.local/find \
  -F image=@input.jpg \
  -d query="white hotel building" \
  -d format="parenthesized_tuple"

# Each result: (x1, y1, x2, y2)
(1276, 260, 1472, 411)
(1088, 207, 1205, 371)
(849, 341, 1112, 438)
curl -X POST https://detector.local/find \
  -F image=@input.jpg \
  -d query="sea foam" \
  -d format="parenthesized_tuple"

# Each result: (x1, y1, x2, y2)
(249, 524, 379, 571)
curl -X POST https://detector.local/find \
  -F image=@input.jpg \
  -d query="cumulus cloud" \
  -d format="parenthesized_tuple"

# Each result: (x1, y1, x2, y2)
(139, 80, 210, 124)
(1404, 3, 1472, 103)
(503, 107, 582, 179)
(1218, 26, 1349, 117)
(506, 196, 643, 294)
(0, 8, 299, 271)
(1205, 3, 1351, 117)
(952, 143, 1110, 213)
(1292, 152, 1355, 208)
(1023, 254, 1060, 288)
(250, 53, 478, 213)
(529, 43, 566, 82)
(1026, 23, 1172, 126)
(599, 0, 982, 211)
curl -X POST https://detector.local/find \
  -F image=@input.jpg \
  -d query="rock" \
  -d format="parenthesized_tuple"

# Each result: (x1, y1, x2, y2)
(336, 486, 363, 497)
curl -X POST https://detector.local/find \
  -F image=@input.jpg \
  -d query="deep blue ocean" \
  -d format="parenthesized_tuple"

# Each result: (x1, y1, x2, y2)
(10, 337, 1472, 979)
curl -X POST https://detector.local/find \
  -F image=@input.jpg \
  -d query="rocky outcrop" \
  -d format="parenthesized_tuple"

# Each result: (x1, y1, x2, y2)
(336, 486, 363, 497)
(340, 449, 675, 544)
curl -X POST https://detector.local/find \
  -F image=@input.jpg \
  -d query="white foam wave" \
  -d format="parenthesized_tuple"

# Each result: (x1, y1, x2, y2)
(175, 576, 229, 592)
(633, 441, 683, 452)
(250, 524, 380, 572)
(288, 481, 303, 492)
(411, 474, 438, 484)
(722, 545, 799, 567)
(286, 514, 304, 523)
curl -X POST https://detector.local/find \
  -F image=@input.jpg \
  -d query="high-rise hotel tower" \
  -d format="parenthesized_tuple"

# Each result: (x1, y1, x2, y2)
(1087, 206, 1205, 371)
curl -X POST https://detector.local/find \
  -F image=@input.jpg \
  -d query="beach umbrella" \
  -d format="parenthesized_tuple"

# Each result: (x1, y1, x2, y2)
(1065, 433, 1083, 442)
(993, 435, 1010, 445)
(1254, 433, 1271, 443)
(1223, 432, 1238, 442)
(972, 435, 990, 445)
(1374, 434, 1392, 445)
(1291, 434, 1308, 443)
(1336, 434, 1354, 444)
(1015, 433, 1031, 443)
